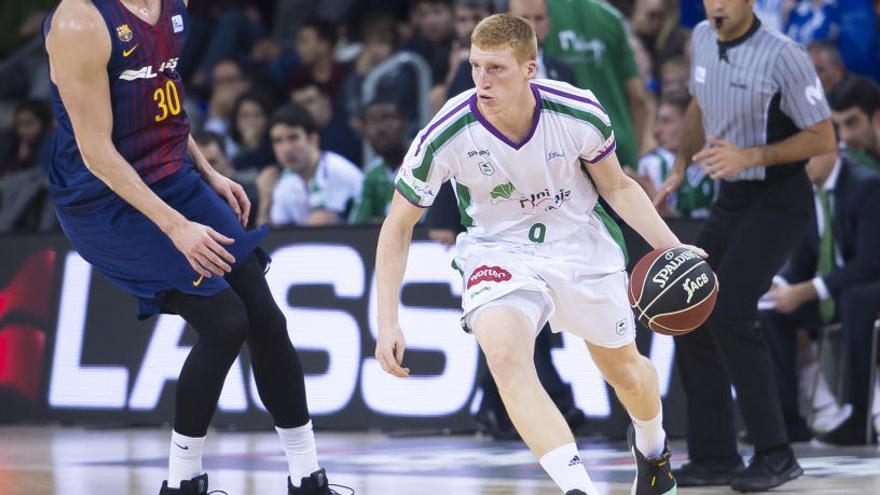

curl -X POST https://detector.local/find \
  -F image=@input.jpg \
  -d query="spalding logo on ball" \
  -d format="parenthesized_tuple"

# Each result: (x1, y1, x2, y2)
(628, 246, 718, 335)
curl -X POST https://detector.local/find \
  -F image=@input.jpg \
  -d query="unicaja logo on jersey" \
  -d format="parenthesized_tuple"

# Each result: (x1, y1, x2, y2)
(467, 265, 512, 289)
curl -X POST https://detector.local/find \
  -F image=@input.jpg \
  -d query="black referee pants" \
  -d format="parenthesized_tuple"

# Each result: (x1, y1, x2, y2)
(676, 172, 813, 461)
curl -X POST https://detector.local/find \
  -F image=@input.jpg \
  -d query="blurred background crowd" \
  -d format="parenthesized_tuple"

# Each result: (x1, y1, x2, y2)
(3, 0, 879, 233)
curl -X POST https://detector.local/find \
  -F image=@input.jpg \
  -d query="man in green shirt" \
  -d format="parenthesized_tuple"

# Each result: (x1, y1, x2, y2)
(350, 100, 409, 224)
(543, 0, 650, 170)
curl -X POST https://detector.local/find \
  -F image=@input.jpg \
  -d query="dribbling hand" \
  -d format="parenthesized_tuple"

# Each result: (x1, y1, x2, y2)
(169, 221, 236, 279)
(375, 324, 410, 377)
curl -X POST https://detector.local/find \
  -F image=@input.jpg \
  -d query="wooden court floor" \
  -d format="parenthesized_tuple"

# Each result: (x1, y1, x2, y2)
(1, 425, 879, 494)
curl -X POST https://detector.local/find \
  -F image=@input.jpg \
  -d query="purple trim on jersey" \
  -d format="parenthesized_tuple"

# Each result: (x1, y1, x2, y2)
(532, 82, 607, 114)
(394, 183, 429, 208)
(469, 84, 542, 151)
(414, 97, 473, 156)
(582, 140, 617, 164)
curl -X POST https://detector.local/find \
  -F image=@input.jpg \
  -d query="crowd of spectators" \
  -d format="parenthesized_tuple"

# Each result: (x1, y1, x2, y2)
(2, 0, 879, 232)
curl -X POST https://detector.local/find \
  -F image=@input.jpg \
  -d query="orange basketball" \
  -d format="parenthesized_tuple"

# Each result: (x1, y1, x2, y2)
(628, 246, 718, 335)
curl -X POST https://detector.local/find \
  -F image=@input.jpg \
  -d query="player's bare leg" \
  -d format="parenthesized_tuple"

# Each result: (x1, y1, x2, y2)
(589, 341, 676, 494)
(472, 306, 598, 494)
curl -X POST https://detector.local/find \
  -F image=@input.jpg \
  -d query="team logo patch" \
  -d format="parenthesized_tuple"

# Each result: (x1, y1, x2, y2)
(467, 265, 512, 290)
(172, 14, 184, 33)
(695, 66, 707, 84)
(116, 24, 134, 43)
(615, 319, 628, 335)
(478, 161, 494, 176)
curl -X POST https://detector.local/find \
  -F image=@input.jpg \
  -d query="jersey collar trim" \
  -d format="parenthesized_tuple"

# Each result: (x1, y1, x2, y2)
(469, 84, 542, 151)
(717, 15, 761, 62)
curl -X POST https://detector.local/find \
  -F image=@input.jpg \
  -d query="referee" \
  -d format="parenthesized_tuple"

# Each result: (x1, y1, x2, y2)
(655, 0, 836, 492)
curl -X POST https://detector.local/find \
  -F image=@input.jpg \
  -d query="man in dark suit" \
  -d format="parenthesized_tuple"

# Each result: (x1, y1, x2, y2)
(761, 151, 880, 445)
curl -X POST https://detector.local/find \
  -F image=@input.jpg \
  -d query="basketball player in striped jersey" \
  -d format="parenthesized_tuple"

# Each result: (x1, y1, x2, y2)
(43, 1, 346, 493)
(375, 14, 704, 495)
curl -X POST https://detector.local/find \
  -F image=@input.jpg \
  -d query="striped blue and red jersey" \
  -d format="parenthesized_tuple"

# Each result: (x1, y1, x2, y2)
(44, 0, 191, 207)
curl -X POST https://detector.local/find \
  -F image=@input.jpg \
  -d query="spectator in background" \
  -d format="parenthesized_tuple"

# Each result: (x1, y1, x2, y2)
(633, 90, 716, 219)
(659, 55, 690, 94)
(808, 40, 849, 95)
(0, 0, 56, 99)
(229, 93, 275, 172)
(0, 99, 53, 177)
(288, 19, 349, 103)
(0, 99, 54, 232)
(543, 0, 652, 170)
(193, 131, 260, 227)
(631, 0, 690, 85)
(828, 76, 880, 172)
(177, 3, 269, 87)
(338, 15, 399, 124)
(784, 0, 879, 81)
(349, 100, 408, 224)
(437, 0, 494, 107)
(760, 150, 880, 445)
(203, 59, 252, 155)
(259, 104, 362, 227)
(290, 79, 362, 165)
(402, 0, 455, 98)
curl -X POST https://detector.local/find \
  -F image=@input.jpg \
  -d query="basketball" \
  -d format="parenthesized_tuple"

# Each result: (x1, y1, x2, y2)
(628, 246, 718, 335)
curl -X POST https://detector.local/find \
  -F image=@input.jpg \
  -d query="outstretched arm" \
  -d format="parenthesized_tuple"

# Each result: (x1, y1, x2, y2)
(374, 192, 426, 377)
(588, 152, 706, 257)
(47, 1, 233, 278)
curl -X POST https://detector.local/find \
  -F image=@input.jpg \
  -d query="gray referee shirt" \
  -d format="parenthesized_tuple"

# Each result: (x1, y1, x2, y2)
(689, 17, 831, 181)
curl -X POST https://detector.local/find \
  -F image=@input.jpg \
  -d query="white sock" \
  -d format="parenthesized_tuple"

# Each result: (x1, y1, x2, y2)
(630, 410, 666, 458)
(538, 443, 598, 494)
(168, 431, 205, 488)
(276, 421, 320, 487)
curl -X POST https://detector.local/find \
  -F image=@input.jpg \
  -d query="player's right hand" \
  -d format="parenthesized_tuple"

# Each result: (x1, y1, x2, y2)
(654, 167, 684, 210)
(169, 221, 236, 278)
(375, 324, 410, 377)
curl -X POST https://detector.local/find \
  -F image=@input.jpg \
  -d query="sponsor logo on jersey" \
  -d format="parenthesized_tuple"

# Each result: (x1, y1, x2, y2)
(478, 161, 495, 176)
(192, 275, 205, 288)
(546, 151, 565, 161)
(122, 44, 139, 57)
(615, 319, 628, 335)
(489, 182, 572, 214)
(467, 265, 512, 290)
(118, 57, 179, 81)
(172, 14, 184, 33)
(695, 66, 707, 84)
(116, 24, 134, 43)
(805, 76, 824, 106)
(467, 149, 491, 158)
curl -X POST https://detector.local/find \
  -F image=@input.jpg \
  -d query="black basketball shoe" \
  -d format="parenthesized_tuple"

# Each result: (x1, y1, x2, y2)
(730, 445, 802, 492)
(159, 474, 227, 495)
(628, 425, 677, 494)
(564, 491, 589, 495)
(288, 468, 354, 495)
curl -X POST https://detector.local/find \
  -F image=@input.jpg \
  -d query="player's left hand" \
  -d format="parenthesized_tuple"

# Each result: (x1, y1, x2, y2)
(208, 173, 250, 227)
(693, 138, 759, 180)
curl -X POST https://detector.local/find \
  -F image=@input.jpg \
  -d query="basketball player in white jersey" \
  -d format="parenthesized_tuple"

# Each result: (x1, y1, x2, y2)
(375, 14, 704, 495)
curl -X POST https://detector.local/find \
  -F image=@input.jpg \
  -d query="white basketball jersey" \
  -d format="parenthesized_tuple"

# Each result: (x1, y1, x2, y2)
(396, 79, 618, 245)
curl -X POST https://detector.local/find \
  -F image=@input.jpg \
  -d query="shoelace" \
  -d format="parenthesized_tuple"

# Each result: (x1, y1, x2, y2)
(328, 483, 356, 495)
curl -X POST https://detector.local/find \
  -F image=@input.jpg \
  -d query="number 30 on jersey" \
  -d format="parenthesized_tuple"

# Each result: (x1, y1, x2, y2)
(153, 80, 181, 122)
